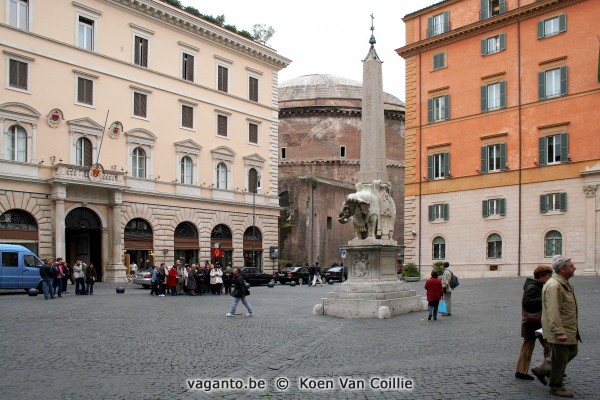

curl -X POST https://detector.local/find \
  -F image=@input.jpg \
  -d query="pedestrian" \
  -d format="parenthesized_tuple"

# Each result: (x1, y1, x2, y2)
(540, 255, 580, 398)
(312, 262, 324, 286)
(85, 263, 96, 295)
(62, 262, 71, 293)
(211, 264, 223, 294)
(167, 265, 178, 296)
(73, 260, 86, 295)
(203, 261, 211, 294)
(424, 271, 444, 320)
(186, 266, 196, 296)
(158, 263, 167, 296)
(226, 268, 254, 317)
(52, 258, 65, 298)
(195, 265, 204, 295)
(515, 265, 552, 381)
(176, 260, 185, 295)
(150, 265, 160, 296)
(223, 266, 234, 295)
(440, 261, 454, 316)
(308, 263, 315, 286)
(130, 261, 137, 275)
(40, 257, 54, 300)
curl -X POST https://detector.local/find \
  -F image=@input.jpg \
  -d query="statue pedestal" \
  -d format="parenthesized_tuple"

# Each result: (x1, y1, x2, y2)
(320, 244, 423, 318)
(104, 263, 127, 283)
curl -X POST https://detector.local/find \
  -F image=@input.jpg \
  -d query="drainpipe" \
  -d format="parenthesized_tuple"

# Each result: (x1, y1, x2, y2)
(517, 10, 522, 276)
(417, 17, 423, 276)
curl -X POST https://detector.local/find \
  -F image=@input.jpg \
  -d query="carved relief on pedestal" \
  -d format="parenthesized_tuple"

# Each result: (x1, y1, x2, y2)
(352, 253, 369, 278)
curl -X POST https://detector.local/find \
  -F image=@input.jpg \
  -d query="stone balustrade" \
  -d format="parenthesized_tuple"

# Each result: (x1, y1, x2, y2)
(53, 164, 125, 186)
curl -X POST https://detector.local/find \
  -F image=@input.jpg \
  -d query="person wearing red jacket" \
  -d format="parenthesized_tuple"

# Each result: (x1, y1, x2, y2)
(167, 265, 179, 296)
(424, 271, 444, 320)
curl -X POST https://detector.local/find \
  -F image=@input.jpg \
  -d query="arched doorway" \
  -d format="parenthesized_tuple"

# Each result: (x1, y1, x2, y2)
(210, 224, 232, 267)
(243, 226, 263, 269)
(65, 207, 102, 281)
(0, 209, 38, 253)
(174, 222, 199, 265)
(124, 218, 153, 269)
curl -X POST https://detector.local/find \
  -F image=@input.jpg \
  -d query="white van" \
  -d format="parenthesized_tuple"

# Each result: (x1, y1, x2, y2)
(0, 244, 43, 291)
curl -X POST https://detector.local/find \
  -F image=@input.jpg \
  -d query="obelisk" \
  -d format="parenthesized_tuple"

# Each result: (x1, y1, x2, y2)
(317, 16, 423, 318)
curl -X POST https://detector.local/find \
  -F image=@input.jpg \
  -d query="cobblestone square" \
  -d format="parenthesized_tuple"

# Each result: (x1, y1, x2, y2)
(0, 276, 599, 399)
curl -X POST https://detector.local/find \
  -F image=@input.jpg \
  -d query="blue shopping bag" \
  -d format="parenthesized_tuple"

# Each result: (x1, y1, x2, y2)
(438, 299, 447, 314)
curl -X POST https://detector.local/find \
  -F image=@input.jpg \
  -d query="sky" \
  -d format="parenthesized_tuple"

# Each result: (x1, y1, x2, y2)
(183, 0, 440, 101)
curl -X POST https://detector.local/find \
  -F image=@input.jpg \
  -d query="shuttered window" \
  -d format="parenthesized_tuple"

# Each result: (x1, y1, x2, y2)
(217, 115, 228, 137)
(218, 65, 229, 92)
(427, 94, 450, 123)
(540, 193, 567, 213)
(182, 105, 193, 129)
(427, 152, 450, 180)
(248, 123, 258, 144)
(76, 137, 93, 166)
(133, 92, 147, 118)
(538, 133, 568, 165)
(433, 52, 445, 70)
(248, 168, 259, 193)
(482, 198, 506, 217)
(9, 59, 28, 90)
(249, 76, 259, 101)
(480, 0, 506, 20)
(538, 66, 568, 100)
(537, 14, 567, 39)
(134, 36, 148, 67)
(481, 33, 506, 55)
(77, 77, 94, 105)
(182, 53, 194, 82)
(427, 11, 449, 38)
(428, 204, 449, 221)
(480, 143, 507, 173)
(481, 81, 506, 112)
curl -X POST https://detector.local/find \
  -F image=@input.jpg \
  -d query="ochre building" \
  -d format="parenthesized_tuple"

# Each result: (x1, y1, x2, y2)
(397, 0, 600, 277)
(0, 0, 290, 280)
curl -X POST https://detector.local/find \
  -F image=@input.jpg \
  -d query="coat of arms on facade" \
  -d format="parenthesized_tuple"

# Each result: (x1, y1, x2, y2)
(108, 121, 123, 139)
(352, 253, 369, 277)
(47, 109, 64, 128)
(89, 163, 104, 182)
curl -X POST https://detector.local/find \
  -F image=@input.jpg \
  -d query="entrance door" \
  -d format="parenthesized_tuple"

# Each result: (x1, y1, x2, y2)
(65, 207, 102, 281)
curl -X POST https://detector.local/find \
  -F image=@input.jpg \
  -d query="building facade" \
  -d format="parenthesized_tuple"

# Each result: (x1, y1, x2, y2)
(0, 0, 290, 280)
(278, 74, 405, 267)
(397, 0, 600, 277)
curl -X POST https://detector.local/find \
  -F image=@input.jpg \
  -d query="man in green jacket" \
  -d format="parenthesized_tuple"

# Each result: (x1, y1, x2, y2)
(541, 255, 580, 398)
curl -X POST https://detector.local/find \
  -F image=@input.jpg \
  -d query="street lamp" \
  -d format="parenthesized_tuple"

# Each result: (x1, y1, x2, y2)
(251, 171, 261, 270)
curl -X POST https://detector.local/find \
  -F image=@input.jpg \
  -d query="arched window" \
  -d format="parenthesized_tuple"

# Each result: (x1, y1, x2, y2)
(248, 167, 259, 193)
(216, 162, 227, 189)
(76, 137, 93, 166)
(545, 230, 562, 257)
(132, 147, 146, 178)
(7, 125, 27, 162)
(487, 233, 502, 259)
(180, 156, 193, 184)
(432, 236, 445, 260)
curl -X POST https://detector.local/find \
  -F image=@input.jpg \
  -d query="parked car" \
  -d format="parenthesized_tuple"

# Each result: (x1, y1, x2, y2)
(132, 269, 153, 288)
(324, 266, 347, 282)
(240, 267, 274, 286)
(0, 244, 43, 291)
(275, 266, 309, 284)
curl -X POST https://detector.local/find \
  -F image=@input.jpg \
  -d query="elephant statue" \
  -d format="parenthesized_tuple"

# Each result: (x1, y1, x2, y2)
(338, 180, 396, 241)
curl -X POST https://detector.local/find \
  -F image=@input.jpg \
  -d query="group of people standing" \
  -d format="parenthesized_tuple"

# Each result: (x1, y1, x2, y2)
(149, 260, 234, 297)
(423, 261, 455, 320)
(39, 257, 97, 300)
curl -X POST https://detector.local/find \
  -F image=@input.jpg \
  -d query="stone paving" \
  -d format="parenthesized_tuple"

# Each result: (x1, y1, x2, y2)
(0, 276, 599, 399)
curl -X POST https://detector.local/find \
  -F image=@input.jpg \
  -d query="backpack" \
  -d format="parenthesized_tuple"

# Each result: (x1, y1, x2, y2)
(157, 268, 166, 281)
(449, 271, 459, 289)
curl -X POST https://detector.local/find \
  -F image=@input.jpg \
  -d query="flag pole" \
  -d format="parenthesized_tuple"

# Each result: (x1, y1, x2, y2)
(96, 110, 110, 165)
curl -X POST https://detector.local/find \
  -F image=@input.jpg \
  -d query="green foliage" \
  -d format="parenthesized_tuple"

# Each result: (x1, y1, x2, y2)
(281, 222, 294, 228)
(310, 177, 319, 189)
(402, 263, 420, 278)
(252, 24, 275, 45)
(162, 0, 182, 8)
(432, 261, 445, 276)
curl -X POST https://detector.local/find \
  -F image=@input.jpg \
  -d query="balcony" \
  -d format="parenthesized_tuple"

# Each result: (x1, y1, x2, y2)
(52, 164, 125, 188)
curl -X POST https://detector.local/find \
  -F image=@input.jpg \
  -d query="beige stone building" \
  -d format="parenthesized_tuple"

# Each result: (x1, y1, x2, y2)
(0, 0, 291, 281)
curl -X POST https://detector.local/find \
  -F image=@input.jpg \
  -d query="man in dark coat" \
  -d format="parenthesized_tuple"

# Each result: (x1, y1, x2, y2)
(515, 265, 552, 381)
(225, 268, 254, 317)
(40, 258, 55, 300)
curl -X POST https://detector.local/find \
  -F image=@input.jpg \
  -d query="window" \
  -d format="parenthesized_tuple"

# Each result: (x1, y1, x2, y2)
(540, 192, 567, 213)
(6, 125, 27, 162)
(428, 203, 449, 221)
(481, 33, 506, 55)
(180, 156, 193, 184)
(487, 233, 502, 259)
(537, 14, 566, 39)
(131, 147, 146, 178)
(427, 152, 450, 180)
(181, 105, 193, 129)
(545, 230, 562, 257)
(2, 251, 18, 267)
(8, 58, 28, 90)
(427, 11, 449, 38)
(217, 114, 228, 137)
(217, 65, 228, 92)
(480, 143, 507, 173)
(538, 67, 567, 99)
(327, 217, 333, 230)
(9, 0, 29, 30)
(76, 76, 94, 106)
(433, 52, 446, 70)
(249, 76, 258, 102)
(182, 52, 194, 82)
(78, 16, 94, 50)
(480, 0, 506, 20)
(246, 123, 258, 144)
(538, 133, 568, 165)
(481, 81, 506, 111)
(482, 198, 506, 217)
(340, 145, 346, 158)
(281, 147, 286, 159)
(75, 137, 93, 166)
(427, 94, 450, 123)
(134, 35, 148, 67)
(216, 162, 228, 189)
(133, 92, 147, 118)
(432, 236, 446, 259)
(248, 168, 259, 193)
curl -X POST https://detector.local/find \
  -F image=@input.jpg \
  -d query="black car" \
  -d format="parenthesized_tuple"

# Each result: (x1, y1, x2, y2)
(240, 267, 274, 286)
(324, 266, 347, 282)
(275, 266, 309, 284)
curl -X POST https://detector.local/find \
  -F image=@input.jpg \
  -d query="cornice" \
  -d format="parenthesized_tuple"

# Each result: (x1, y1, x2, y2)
(279, 160, 405, 169)
(104, 0, 291, 70)
(279, 107, 405, 120)
(396, 0, 584, 58)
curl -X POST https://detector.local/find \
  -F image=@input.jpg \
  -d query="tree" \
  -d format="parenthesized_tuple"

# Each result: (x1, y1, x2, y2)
(252, 24, 275, 45)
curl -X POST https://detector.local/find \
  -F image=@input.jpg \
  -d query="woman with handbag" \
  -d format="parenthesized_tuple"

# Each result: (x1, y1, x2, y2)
(225, 268, 254, 317)
(85, 263, 97, 295)
(515, 265, 552, 380)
